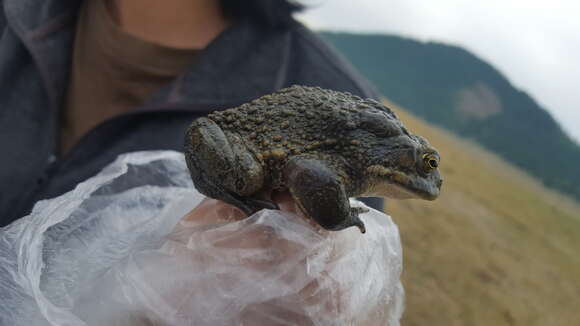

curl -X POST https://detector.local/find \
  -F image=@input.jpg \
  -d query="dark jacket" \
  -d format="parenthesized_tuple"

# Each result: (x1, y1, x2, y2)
(0, 0, 383, 226)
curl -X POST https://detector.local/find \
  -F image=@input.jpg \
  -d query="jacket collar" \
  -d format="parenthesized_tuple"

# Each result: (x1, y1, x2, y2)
(3, 0, 79, 34)
(3, 0, 79, 111)
(144, 18, 293, 111)
(4, 0, 293, 113)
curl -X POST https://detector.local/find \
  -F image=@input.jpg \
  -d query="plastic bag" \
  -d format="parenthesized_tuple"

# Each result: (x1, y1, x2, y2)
(0, 151, 404, 326)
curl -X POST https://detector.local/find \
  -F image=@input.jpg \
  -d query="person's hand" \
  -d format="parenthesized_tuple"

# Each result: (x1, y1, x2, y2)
(157, 191, 343, 325)
(181, 191, 304, 227)
(151, 191, 398, 325)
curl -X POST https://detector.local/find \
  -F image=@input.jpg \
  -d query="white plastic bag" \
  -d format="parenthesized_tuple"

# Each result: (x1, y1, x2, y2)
(0, 151, 404, 326)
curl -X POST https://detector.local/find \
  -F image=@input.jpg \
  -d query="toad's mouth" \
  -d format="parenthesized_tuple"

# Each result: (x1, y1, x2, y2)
(365, 165, 441, 200)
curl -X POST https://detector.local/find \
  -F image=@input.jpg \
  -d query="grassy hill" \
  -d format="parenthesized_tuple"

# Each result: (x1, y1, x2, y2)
(383, 99, 580, 326)
(321, 32, 580, 202)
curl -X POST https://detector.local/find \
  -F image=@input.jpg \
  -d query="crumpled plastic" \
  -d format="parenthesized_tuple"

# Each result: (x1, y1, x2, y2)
(0, 150, 404, 326)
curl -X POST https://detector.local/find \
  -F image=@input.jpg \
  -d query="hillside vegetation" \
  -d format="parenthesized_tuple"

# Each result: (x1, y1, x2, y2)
(321, 32, 580, 202)
(383, 99, 580, 326)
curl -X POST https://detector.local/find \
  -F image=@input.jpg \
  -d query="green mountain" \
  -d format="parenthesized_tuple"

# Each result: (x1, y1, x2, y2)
(321, 32, 580, 201)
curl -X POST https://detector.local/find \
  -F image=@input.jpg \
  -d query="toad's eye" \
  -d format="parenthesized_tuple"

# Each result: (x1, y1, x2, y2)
(423, 154, 439, 170)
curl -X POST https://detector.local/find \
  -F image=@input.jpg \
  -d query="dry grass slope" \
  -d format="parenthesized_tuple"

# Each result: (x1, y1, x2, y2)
(381, 99, 580, 326)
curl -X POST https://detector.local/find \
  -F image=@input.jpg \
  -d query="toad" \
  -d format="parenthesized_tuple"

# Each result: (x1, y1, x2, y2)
(184, 85, 442, 233)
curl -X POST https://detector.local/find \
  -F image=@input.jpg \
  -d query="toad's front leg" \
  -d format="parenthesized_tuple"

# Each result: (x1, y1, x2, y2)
(284, 156, 367, 233)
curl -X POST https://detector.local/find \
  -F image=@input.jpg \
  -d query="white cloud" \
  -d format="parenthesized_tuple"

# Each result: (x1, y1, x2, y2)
(297, 0, 580, 143)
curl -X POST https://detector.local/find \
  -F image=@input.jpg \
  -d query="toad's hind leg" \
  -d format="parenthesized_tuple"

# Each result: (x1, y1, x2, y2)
(184, 117, 278, 214)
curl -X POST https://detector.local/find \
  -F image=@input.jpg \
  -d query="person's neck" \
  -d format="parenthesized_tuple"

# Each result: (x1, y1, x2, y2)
(111, 0, 229, 49)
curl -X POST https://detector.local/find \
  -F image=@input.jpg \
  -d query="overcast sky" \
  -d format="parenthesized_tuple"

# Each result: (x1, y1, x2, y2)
(297, 0, 580, 144)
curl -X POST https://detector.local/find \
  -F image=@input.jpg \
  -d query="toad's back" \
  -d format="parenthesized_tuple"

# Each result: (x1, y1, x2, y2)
(208, 85, 392, 153)
(205, 85, 401, 188)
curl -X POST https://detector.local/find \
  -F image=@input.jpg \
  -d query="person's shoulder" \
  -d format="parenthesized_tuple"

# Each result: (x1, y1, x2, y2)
(285, 20, 380, 99)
